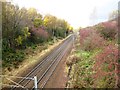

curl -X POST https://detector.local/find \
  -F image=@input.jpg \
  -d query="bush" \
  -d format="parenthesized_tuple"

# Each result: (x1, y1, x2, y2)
(95, 21, 117, 40)
(2, 50, 25, 68)
(93, 44, 118, 87)
(79, 28, 105, 51)
(72, 50, 95, 88)
(29, 27, 49, 43)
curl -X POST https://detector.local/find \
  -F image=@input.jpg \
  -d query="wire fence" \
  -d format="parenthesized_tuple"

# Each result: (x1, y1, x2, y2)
(0, 75, 37, 89)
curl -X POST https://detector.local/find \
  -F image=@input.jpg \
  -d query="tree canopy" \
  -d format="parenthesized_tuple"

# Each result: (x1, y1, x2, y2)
(2, 2, 73, 67)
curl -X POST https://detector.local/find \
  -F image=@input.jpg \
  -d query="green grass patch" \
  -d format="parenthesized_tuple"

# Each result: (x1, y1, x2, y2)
(70, 49, 102, 88)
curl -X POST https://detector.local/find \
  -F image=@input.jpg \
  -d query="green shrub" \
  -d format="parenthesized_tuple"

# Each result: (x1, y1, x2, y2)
(2, 50, 25, 68)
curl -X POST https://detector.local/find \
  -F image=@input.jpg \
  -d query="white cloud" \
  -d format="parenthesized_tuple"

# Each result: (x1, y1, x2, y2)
(11, 0, 119, 28)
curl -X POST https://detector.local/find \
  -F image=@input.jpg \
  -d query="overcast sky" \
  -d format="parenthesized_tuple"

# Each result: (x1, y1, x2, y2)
(11, 0, 119, 29)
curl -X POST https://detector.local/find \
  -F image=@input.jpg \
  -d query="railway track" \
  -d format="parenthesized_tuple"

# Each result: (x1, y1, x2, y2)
(2, 34, 74, 89)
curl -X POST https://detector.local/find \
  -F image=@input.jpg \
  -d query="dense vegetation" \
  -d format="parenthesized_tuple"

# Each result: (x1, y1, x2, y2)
(66, 18, 119, 88)
(2, 2, 73, 68)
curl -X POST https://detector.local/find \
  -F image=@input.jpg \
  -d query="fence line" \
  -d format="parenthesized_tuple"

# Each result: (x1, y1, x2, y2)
(1, 75, 37, 89)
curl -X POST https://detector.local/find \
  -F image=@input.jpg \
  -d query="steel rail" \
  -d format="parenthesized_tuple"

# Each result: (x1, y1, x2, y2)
(10, 36, 71, 90)
(8, 36, 72, 90)
(41, 40, 73, 88)
(33, 36, 73, 88)
(21, 37, 72, 88)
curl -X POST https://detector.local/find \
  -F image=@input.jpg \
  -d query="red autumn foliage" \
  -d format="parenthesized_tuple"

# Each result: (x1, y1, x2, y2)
(93, 44, 119, 87)
(79, 20, 119, 87)
(79, 28, 105, 51)
(30, 27, 49, 39)
(79, 28, 92, 44)
(96, 21, 118, 40)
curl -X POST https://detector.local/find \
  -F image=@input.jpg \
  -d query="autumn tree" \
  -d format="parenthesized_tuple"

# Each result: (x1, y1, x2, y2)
(2, 2, 72, 67)
(44, 14, 71, 38)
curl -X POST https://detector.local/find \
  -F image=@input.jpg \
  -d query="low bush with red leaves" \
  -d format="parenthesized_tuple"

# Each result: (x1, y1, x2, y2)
(77, 20, 119, 88)
(95, 21, 118, 40)
(30, 27, 49, 43)
(79, 28, 105, 51)
(92, 44, 118, 87)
